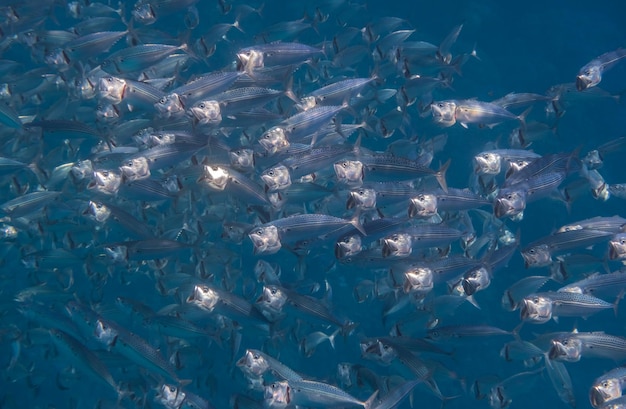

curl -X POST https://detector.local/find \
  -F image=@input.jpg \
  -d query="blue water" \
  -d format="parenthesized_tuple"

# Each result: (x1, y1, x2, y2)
(1, 0, 625, 408)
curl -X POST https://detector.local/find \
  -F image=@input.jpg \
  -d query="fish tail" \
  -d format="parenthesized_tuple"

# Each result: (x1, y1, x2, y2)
(350, 211, 367, 236)
(283, 74, 299, 104)
(435, 159, 451, 193)
(363, 389, 379, 409)
(517, 106, 532, 128)
(613, 289, 624, 316)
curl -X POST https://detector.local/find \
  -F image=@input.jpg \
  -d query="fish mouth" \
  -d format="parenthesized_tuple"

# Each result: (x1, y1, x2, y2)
(547, 343, 562, 360)
(589, 385, 617, 408)
(346, 193, 357, 210)
(493, 199, 508, 218)
(576, 75, 590, 91)
(461, 278, 477, 296)
(608, 242, 625, 260)
(381, 241, 393, 258)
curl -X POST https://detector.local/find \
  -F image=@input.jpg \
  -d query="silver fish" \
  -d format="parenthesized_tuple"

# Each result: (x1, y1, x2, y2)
(590, 366, 626, 408)
(576, 48, 626, 91)
(549, 331, 626, 362)
(520, 291, 615, 323)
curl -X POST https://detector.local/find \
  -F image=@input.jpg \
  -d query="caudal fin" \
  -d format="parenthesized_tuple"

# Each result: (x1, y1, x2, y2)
(435, 159, 451, 193)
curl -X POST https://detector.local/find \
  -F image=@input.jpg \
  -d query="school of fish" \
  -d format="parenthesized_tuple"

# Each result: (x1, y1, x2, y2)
(1, 0, 626, 408)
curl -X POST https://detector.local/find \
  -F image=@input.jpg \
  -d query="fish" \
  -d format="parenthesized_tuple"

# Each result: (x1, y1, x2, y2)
(590, 366, 626, 408)
(548, 331, 626, 362)
(264, 379, 378, 409)
(431, 99, 528, 128)
(576, 48, 626, 91)
(520, 292, 616, 323)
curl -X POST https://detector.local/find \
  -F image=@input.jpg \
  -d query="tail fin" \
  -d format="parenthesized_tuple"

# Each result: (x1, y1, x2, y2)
(435, 159, 451, 193)
(364, 390, 379, 409)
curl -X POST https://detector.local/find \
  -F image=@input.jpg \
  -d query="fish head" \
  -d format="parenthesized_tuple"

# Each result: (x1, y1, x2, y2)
(591, 180, 610, 201)
(94, 319, 117, 347)
(335, 235, 362, 259)
(96, 103, 120, 122)
(548, 336, 582, 362)
(504, 159, 532, 178)
(254, 260, 281, 284)
(521, 244, 552, 268)
(70, 160, 94, 182)
(44, 49, 70, 71)
(199, 165, 230, 191)
(408, 193, 438, 218)
(237, 349, 270, 377)
(229, 148, 255, 172)
(73, 76, 96, 100)
(259, 126, 289, 155)
(264, 381, 290, 408)
(576, 65, 601, 91)
(237, 48, 264, 73)
(187, 285, 220, 312)
(608, 233, 626, 260)
(520, 295, 552, 323)
(84, 201, 111, 223)
(347, 188, 376, 210)
(431, 101, 457, 127)
(147, 131, 176, 147)
(258, 285, 288, 312)
(582, 149, 603, 170)
(403, 266, 434, 297)
(132, 3, 156, 25)
(337, 362, 355, 388)
(297, 96, 318, 111)
(156, 384, 186, 409)
(188, 100, 222, 125)
(249, 225, 282, 255)
(474, 152, 501, 175)
(221, 222, 249, 244)
(494, 189, 526, 218)
(488, 385, 511, 409)
(120, 156, 151, 182)
(154, 93, 185, 119)
(382, 233, 412, 258)
(334, 160, 364, 186)
(462, 266, 491, 295)
(590, 378, 622, 408)
(97, 76, 126, 104)
(103, 245, 127, 263)
(361, 339, 397, 365)
(261, 165, 291, 192)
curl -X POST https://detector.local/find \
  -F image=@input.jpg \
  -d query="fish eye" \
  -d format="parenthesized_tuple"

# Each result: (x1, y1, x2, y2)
(528, 249, 535, 254)
(169, 386, 176, 393)
(255, 229, 263, 235)
(107, 77, 113, 82)
(506, 194, 513, 200)
(602, 381, 609, 387)
(201, 286, 209, 293)
(159, 97, 166, 104)
(101, 171, 109, 176)
(253, 354, 259, 359)
(437, 103, 444, 108)
(267, 170, 274, 176)
(270, 288, 277, 295)
(532, 297, 539, 302)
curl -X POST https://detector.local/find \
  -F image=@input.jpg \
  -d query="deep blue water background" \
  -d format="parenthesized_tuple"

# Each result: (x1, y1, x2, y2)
(1, 0, 626, 408)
